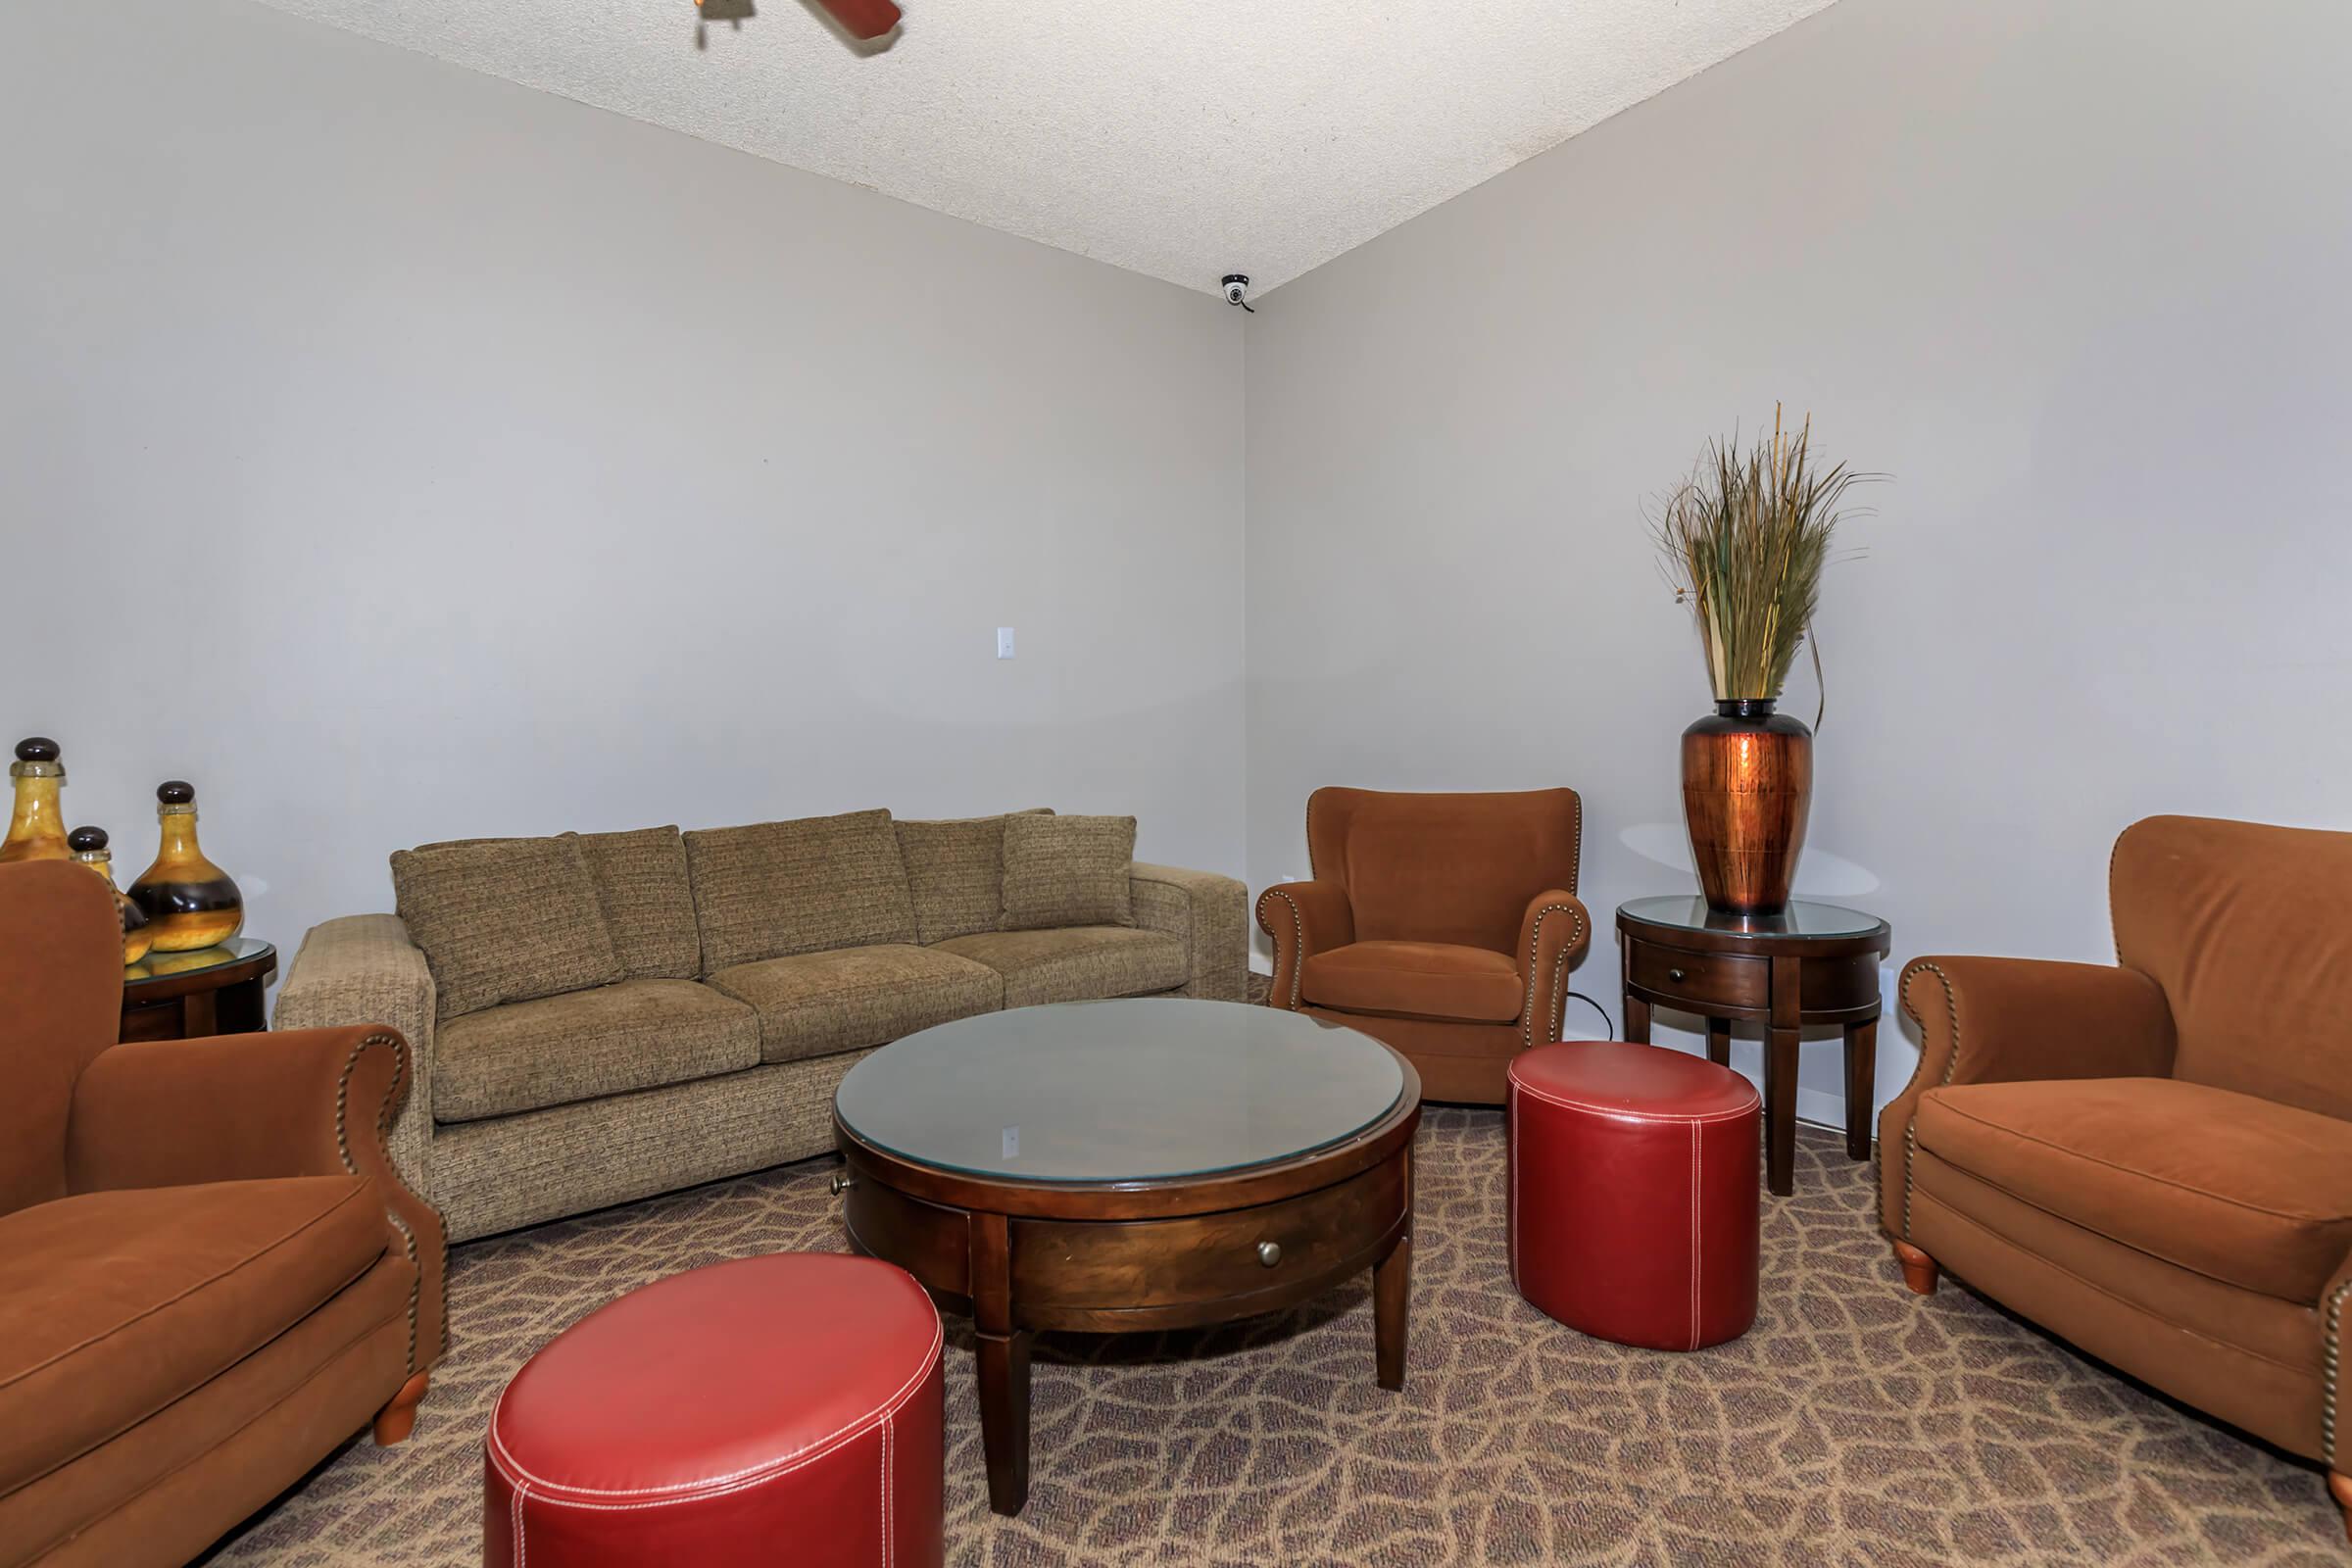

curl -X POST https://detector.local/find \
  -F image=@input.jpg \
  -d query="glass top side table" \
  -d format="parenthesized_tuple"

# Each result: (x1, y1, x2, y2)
(1615, 898, 1890, 1196)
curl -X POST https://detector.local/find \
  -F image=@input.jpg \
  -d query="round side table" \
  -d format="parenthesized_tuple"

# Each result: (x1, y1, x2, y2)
(121, 937, 275, 1042)
(1616, 898, 1890, 1197)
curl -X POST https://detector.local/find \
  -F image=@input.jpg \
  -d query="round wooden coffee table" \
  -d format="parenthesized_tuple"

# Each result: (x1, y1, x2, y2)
(831, 998, 1421, 1517)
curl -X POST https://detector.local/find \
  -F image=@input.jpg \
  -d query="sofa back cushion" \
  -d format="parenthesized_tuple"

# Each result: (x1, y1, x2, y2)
(2111, 814, 2352, 1121)
(1306, 786, 1582, 954)
(896, 808, 1052, 946)
(685, 808, 918, 973)
(568, 827, 701, 980)
(1000, 813, 1137, 931)
(391, 837, 625, 1021)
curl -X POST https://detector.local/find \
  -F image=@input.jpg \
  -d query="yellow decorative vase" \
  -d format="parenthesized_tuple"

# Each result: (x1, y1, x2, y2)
(1, 738, 72, 864)
(128, 781, 244, 953)
(70, 825, 155, 966)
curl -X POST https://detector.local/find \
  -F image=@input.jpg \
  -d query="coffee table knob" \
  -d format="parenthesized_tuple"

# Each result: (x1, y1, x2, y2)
(1256, 1241, 1281, 1268)
(829, 1171, 855, 1197)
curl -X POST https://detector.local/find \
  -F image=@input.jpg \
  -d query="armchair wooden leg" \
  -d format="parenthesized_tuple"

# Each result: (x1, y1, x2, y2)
(372, 1372, 430, 1446)
(2328, 1471, 2351, 1544)
(1891, 1241, 1939, 1297)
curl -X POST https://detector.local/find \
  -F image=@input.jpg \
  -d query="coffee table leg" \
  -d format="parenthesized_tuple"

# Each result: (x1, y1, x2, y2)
(976, 1329, 1032, 1516)
(972, 1211, 1031, 1516)
(1374, 1145, 1411, 1390)
(1373, 1234, 1410, 1391)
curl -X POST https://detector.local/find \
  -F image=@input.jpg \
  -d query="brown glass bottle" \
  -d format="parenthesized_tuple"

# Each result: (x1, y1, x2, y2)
(128, 781, 244, 952)
(70, 825, 156, 965)
(1, 738, 72, 864)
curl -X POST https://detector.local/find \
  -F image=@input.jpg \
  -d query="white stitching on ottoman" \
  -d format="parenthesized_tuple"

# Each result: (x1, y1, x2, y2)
(511, 1481, 526, 1568)
(881, 1412, 893, 1568)
(487, 1317, 945, 1508)
(1689, 1121, 1701, 1352)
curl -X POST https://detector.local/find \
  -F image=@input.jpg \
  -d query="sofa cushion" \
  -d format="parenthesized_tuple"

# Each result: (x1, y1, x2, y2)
(391, 836, 625, 1021)
(434, 978, 760, 1124)
(684, 809, 918, 974)
(1300, 941, 1523, 1023)
(932, 926, 1187, 1008)
(0, 1175, 386, 1495)
(1914, 1076, 2352, 1302)
(570, 826, 701, 980)
(896, 809, 1052, 946)
(706, 945, 1002, 1065)
(1000, 813, 1136, 931)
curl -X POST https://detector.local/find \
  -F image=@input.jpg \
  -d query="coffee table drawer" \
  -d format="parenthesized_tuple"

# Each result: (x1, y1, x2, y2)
(1010, 1156, 1406, 1312)
(1627, 942, 1767, 1010)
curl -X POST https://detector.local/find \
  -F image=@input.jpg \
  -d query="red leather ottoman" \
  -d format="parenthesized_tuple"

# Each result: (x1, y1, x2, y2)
(485, 1253, 944, 1568)
(1507, 1042, 1761, 1351)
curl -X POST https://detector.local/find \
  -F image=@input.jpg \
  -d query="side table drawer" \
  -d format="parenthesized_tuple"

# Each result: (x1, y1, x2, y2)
(1628, 942, 1767, 1010)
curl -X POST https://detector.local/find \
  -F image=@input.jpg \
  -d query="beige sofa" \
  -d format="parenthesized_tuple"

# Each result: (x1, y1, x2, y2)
(275, 808, 1247, 1242)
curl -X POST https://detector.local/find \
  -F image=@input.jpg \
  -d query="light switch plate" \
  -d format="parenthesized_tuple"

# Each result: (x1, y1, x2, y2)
(997, 627, 1015, 660)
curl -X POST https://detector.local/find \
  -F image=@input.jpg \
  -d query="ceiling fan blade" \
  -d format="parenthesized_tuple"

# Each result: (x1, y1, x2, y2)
(814, 0, 901, 38)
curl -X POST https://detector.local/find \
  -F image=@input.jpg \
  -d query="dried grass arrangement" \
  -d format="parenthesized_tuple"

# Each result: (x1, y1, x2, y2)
(1651, 408, 1876, 705)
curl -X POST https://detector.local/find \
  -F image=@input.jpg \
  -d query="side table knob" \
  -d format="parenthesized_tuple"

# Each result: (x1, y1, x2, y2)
(1256, 1241, 1282, 1268)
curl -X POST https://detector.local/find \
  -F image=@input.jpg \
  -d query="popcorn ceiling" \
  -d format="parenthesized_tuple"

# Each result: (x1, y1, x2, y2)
(251, 0, 1835, 294)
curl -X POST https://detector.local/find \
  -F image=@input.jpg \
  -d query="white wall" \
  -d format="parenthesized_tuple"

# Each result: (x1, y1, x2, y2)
(1246, 0, 2352, 1123)
(1, 0, 1246, 963)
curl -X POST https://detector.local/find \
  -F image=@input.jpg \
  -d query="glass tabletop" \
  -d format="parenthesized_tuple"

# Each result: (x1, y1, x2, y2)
(125, 936, 273, 983)
(834, 999, 1408, 1184)
(1618, 896, 1885, 939)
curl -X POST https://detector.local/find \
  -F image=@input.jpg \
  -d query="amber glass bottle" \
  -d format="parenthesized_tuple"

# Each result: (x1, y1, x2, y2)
(70, 825, 156, 965)
(128, 780, 243, 952)
(1, 738, 72, 864)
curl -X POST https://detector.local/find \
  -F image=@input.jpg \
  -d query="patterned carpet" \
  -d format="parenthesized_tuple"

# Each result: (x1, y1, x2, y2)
(201, 1105, 2343, 1566)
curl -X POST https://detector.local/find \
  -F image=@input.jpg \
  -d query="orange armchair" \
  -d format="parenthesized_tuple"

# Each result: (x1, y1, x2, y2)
(1881, 816, 2352, 1539)
(0, 861, 446, 1568)
(1256, 787, 1591, 1102)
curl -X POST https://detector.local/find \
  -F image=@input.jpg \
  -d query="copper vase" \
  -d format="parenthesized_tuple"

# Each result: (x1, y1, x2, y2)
(1681, 699, 1812, 915)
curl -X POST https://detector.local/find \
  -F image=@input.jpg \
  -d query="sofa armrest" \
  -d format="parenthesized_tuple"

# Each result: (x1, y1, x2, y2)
(1254, 880, 1355, 1009)
(274, 914, 436, 1201)
(1516, 890, 1592, 1049)
(68, 1026, 448, 1377)
(1131, 862, 1249, 1002)
(1880, 956, 2176, 1240)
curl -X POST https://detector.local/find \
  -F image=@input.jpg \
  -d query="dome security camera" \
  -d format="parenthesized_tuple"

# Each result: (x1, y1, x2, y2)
(1221, 274, 1253, 312)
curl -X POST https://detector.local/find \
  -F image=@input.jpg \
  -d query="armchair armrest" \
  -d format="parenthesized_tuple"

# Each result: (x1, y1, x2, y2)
(1130, 862, 1249, 1001)
(1254, 880, 1354, 1009)
(68, 1026, 448, 1378)
(273, 913, 436, 1200)
(1880, 956, 2177, 1240)
(1516, 890, 1593, 1048)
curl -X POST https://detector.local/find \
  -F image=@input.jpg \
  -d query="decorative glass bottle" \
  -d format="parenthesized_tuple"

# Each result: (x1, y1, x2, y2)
(128, 780, 244, 952)
(70, 825, 155, 965)
(1, 738, 72, 864)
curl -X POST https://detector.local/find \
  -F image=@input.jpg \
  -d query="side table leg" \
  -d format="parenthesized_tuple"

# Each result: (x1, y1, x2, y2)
(1705, 1016, 1731, 1067)
(1765, 956, 1799, 1197)
(1843, 1019, 1879, 1161)
(972, 1211, 1031, 1516)
(1624, 993, 1651, 1044)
